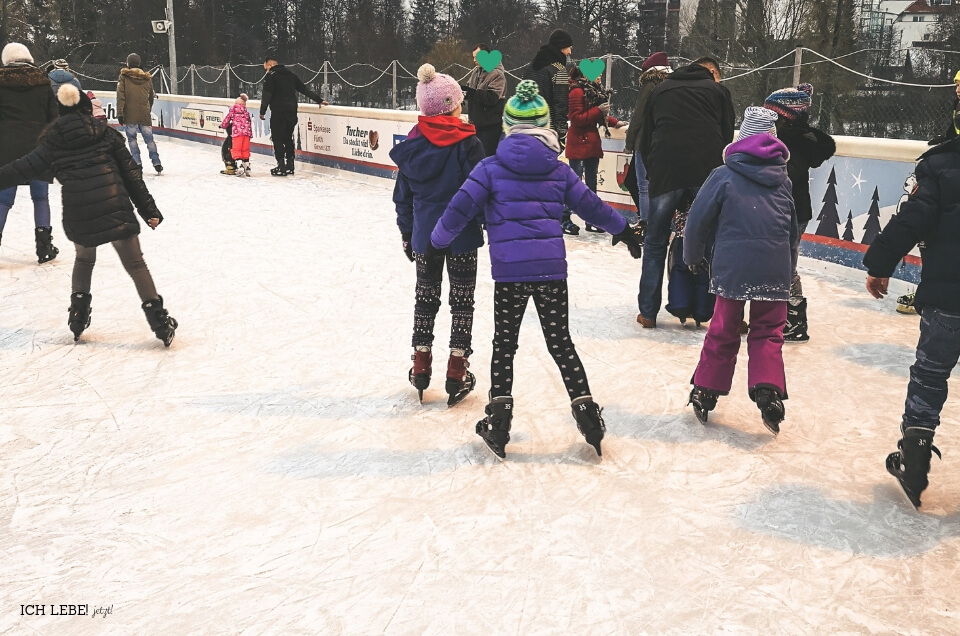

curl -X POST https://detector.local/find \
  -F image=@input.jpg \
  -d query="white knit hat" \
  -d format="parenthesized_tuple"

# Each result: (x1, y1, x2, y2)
(2, 43, 34, 66)
(736, 106, 778, 141)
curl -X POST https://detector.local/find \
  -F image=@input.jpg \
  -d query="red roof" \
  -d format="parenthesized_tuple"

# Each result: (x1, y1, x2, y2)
(903, 0, 947, 13)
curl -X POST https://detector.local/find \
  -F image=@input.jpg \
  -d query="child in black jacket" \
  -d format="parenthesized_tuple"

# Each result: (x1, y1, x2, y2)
(0, 84, 177, 346)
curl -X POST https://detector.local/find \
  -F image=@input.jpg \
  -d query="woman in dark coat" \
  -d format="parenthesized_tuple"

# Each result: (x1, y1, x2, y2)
(0, 84, 178, 347)
(764, 84, 836, 343)
(0, 43, 60, 262)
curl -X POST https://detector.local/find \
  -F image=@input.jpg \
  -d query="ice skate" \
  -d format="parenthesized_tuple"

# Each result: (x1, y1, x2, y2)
(445, 349, 475, 407)
(142, 296, 178, 347)
(753, 386, 785, 435)
(243, 161, 251, 176)
(561, 220, 580, 236)
(784, 298, 810, 343)
(886, 426, 941, 508)
(584, 224, 604, 234)
(896, 292, 917, 315)
(154, 163, 163, 175)
(220, 164, 236, 175)
(235, 162, 246, 177)
(408, 346, 432, 403)
(270, 165, 287, 177)
(571, 396, 605, 457)
(67, 292, 92, 342)
(688, 386, 719, 424)
(35, 226, 59, 264)
(476, 395, 513, 458)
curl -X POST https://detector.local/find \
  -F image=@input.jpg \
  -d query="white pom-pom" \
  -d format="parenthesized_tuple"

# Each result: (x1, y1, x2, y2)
(57, 83, 81, 107)
(417, 64, 436, 83)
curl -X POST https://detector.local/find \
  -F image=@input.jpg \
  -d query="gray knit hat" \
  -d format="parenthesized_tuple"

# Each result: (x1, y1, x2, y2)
(737, 106, 778, 141)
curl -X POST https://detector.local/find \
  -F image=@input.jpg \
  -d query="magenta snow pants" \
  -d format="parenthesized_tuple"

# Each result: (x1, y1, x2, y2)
(693, 296, 788, 397)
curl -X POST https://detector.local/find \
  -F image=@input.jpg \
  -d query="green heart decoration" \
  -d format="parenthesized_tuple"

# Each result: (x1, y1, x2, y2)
(579, 58, 605, 82)
(476, 50, 503, 73)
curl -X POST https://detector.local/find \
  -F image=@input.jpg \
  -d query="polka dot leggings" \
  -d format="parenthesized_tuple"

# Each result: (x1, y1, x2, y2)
(412, 250, 477, 351)
(490, 281, 591, 401)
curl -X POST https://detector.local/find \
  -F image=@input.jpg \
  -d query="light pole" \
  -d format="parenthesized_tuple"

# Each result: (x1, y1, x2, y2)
(166, 0, 178, 94)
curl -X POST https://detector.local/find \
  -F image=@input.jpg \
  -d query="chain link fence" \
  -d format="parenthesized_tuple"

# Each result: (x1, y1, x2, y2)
(65, 51, 957, 142)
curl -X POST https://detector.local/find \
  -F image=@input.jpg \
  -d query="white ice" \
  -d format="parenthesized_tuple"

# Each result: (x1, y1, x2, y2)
(1, 139, 959, 635)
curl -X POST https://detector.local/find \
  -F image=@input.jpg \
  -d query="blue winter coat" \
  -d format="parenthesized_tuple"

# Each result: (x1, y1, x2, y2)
(390, 122, 485, 255)
(431, 131, 627, 282)
(683, 134, 799, 302)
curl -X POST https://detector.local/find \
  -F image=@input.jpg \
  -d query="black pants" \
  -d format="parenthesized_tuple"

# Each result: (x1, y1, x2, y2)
(491, 281, 590, 400)
(413, 250, 478, 351)
(221, 135, 235, 169)
(475, 124, 502, 157)
(270, 111, 298, 167)
(73, 235, 158, 302)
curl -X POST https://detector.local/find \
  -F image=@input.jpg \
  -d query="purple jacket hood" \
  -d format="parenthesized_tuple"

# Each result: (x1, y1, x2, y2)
(723, 134, 790, 188)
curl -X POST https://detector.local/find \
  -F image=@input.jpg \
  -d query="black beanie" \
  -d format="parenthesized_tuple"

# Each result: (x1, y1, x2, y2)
(126, 53, 141, 68)
(549, 29, 573, 50)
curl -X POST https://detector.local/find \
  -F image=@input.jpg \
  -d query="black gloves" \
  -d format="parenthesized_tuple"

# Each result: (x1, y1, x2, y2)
(687, 259, 709, 276)
(612, 222, 645, 259)
(402, 234, 414, 262)
(424, 242, 448, 277)
(459, 84, 474, 97)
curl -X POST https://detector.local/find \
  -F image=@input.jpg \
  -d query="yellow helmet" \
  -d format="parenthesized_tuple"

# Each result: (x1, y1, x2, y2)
(955, 70, 960, 84)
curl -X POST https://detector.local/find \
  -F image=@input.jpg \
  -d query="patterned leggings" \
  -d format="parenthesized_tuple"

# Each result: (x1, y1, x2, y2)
(412, 250, 477, 351)
(490, 281, 590, 401)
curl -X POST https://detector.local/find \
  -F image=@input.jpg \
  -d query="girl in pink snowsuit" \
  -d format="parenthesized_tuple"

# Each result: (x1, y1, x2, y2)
(221, 93, 253, 176)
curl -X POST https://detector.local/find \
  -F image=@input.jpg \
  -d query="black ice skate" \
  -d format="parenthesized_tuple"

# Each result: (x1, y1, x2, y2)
(896, 292, 917, 315)
(886, 426, 941, 508)
(561, 220, 580, 236)
(270, 165, 287, 177)
(688, 386, 719, 424)
(784, 298, 810, 343)
(753, 385, 785, 435)
(571, 396, 605, 457)
(154, 163, 163, 175)
(584, 224, 604, 234)
(476, 395, 513, 458)
(141, 296, 178, 347)
(445, 350, 475, 407)
(68, 292, 92, 342)
(35, 226, 59, 264)
(409, 346, 432, 403)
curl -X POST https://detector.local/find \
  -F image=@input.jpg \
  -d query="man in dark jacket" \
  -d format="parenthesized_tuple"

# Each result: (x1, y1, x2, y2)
(636, 56, 736, 327)
(117, 53, 162, 174)
(259, 56, 328, 176)
(460, 44, 507, 157)
(0, 42, 60, 262)
(929, 70, 960, 146)
(863, 135, 960, 508)
(522, 29, 573, 150)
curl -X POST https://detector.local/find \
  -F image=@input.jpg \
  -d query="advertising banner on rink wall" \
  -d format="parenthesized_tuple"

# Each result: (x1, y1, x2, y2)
(90, 91, 924, 281)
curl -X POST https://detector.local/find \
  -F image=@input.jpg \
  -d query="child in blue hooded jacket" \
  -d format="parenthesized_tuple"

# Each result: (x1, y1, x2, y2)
(684, 107, 799, 434)
(390, 64, 485, 406)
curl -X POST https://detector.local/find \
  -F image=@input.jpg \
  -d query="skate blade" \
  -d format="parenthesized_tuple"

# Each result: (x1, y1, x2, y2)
(446, 374, 476, 407)
(886, 452, 922, 509)
(588, 441, 602, 457)
(691, 402, 709, 424)
(761, 416, 780, 435)
(447, 389, 472, 407)
(418, 389, 424, 404)
(482, 439, 506, 459)
(896, 304, 918, 315)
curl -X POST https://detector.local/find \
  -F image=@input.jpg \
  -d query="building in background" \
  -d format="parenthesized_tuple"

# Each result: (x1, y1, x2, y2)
(861, 0, 953, 64)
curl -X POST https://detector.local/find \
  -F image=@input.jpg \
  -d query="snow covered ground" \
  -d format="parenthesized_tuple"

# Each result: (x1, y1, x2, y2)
(1, 139, 959, 635)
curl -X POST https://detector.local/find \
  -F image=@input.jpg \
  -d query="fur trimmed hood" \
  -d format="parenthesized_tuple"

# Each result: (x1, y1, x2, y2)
(0, 65, 51, 90)
(120, 67, 153, 84)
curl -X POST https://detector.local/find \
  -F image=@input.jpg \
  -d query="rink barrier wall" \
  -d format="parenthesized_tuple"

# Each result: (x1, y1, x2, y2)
(91, 91, 926, 283)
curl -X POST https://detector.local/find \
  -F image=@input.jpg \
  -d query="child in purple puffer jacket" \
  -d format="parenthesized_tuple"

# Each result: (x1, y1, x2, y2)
(430, 80, 643, 459)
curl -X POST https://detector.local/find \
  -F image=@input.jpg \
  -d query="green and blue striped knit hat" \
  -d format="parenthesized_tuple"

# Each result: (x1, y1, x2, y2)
(502, 80, 551, 132)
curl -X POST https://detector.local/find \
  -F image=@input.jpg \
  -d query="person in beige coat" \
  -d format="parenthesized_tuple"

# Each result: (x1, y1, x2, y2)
(117, 53, 162, 173)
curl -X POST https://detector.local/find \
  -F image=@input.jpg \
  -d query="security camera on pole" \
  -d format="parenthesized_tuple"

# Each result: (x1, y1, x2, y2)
(150, 0, 178, 94)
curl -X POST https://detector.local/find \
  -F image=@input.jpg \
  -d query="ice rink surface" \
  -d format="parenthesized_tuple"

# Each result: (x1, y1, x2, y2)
(2, 139, 959, 635)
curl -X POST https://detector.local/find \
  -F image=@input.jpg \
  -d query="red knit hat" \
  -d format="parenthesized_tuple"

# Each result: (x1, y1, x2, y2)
(641, 51, 669, 71)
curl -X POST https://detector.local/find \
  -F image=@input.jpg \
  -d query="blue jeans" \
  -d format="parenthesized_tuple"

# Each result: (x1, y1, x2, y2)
(634, 151, 650, 222)
(902, 307, 960, 431)
(0, 181, 51, 232)
(638, 187, 699, 319)
(125, 124, 161, 167)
